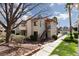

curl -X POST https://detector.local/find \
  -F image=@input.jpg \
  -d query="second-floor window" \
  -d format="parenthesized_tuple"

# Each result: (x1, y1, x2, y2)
(21, 24, 26, 27)
(34, 21, 37, 26)
(48, 25, 51, 29)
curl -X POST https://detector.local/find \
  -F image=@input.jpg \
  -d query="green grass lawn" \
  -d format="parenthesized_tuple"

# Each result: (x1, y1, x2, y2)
(50, 41, 77, 56)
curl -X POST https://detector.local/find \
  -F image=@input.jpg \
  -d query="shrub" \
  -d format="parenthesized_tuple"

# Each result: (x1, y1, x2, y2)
(11, 34, 25, 43)
(26, 37, 30, 40)
(0, 34, 6, 43)
(64, 36, 73, 42)
(30, 35, 37, 41)
(72, 39, 78, 44)
(52, 35, 58, 40)
(30, 35, 33, 40)
(0, 38, 5, 43)
(64, 36, 78, 43)
(73, 32, 78, 39)
(73, 27, 77, 31)
(0, 34, 6, 38)
(23, 37, 30, 42)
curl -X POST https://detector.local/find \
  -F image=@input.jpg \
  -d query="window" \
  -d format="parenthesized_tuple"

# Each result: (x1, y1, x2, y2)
(34, 21, 37, 26)
(21, 24, 26, 26)
(48, 25, 51, 29)
(21, 30, 26, 35)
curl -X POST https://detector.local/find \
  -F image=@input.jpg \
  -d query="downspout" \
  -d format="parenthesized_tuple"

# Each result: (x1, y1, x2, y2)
(45, 21, 48, 39)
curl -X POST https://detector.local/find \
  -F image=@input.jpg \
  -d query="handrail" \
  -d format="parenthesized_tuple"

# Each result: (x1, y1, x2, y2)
(38, 30, 46, 42)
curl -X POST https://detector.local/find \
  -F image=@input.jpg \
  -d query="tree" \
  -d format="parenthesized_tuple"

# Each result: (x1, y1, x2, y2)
(66, 3, 73, 39)
(0, 3, 42, 43)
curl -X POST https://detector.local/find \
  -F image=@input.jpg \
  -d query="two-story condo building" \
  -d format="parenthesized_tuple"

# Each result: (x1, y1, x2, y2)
(15, 16, 58, 40)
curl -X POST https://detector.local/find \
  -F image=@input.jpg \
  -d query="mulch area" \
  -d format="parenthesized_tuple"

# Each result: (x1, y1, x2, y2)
(0, 43, 42, 56)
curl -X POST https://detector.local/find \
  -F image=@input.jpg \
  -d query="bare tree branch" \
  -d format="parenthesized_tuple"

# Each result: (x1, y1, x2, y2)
(0, 10, 6, 20)
(22, 4, 39, 16)
(5, 3, 9, 23)
(14, 3, 32, 19)
(12, 20, 23, 29)
(13, 3, 22, 17)
(9, 3, 14, 17)
(12, 9, 46, 29)
(25, 9, 48, 22)
(0, 4, 6, 13)
(0, 20, 7, 29)
(12, 4, 39, 25)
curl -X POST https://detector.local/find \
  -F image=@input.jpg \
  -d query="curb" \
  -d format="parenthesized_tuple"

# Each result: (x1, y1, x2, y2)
(22, 46, 43, 56)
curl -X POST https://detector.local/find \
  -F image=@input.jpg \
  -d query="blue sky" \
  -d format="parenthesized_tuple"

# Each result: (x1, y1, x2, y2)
(28, 3, 78, 27)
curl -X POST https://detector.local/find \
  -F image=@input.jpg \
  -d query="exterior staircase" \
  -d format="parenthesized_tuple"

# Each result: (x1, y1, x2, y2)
(38, 30, 47, 43)
(38, 22, 49, 43)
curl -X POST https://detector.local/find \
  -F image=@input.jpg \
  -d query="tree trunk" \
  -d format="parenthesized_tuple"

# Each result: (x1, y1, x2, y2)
(5, 27, 11, 43)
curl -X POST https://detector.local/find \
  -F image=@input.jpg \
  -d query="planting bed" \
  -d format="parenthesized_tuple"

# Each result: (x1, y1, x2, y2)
(0, 43, 41, 56)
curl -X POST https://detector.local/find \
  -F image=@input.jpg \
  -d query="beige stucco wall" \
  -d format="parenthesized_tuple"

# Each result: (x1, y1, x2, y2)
(38, 19, 45, 37)
(19, 25, 26, 30)
(26, 20, 32, 37)
(50, 22, 57, 36)
(47, 21, 57, 38)
(33, 20, 39, 32)
(31, 19, 45, 38)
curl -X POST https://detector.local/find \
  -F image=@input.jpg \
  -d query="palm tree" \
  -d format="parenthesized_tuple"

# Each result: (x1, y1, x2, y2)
(66, 3, 73, 39)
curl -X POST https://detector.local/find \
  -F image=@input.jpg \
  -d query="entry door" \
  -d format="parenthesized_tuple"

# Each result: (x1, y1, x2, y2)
(34, 31, 38, 36)
(34, 31, 38, 39)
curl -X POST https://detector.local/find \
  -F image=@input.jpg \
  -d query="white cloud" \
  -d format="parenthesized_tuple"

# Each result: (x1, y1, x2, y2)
(49, 3, 54, 7)
(53, 11, 69, 20)
(49, 12, 69, 21)
(54, 11, 61, 15)
(56, 13, 69, 20)
(22, 15, 29, 20)
(16, 15, 29, 24)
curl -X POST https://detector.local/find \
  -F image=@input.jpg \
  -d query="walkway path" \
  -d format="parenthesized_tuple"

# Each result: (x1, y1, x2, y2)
(32, 35, 67, 56)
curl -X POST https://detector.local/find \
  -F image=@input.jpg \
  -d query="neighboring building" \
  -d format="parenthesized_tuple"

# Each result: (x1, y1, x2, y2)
(45, 17, 58, 38)
(73, 15, 79, 29)
(59, 27, 69, 34)
(73, 20, 78, 28)
(73, 21, 77, 31)
(15, 16, 58, 39)
(14, 21, 26, 35)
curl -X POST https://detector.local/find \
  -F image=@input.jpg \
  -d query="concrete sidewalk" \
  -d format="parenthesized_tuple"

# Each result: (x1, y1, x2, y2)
(32, 35, 67, 56)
